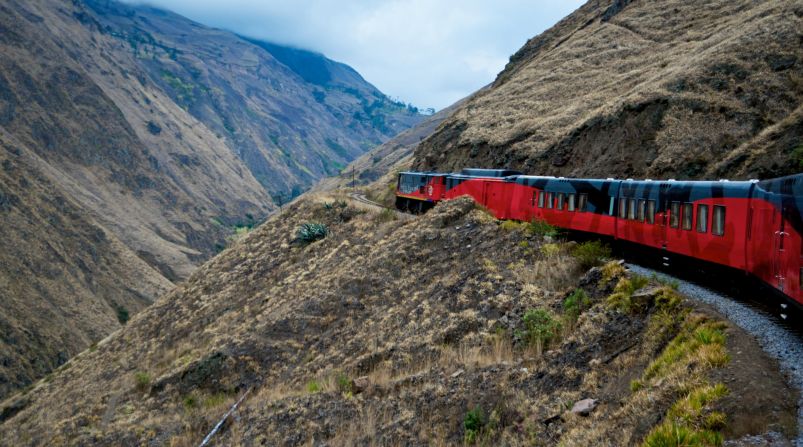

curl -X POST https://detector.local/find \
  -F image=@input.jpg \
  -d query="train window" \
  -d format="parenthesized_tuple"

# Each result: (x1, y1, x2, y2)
(670, 202, 680, 228)
(532, 191, 537, 207)
(647, 200, 656, 224)
(638, 199, 646, 222)
(628, 198, 637, 220)
(579, 194, 588, 212)
(538, 191, 545, 208)
(568, 193, 576, 212)
(609, 197, 615, 216)
(557, 193, 565, 210)
(712, 205, 725, 236)
(619, 198, 627, 218)
(697, 204, 709, 233)
(547, 192, 554, 209)
(682, 203, 693, 230)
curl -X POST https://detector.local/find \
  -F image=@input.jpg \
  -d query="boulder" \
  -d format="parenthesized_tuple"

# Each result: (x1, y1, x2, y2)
(570, 398, 597, 416)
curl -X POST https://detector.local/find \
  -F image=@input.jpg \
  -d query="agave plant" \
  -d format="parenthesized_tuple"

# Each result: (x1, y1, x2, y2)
(296, 222, 328, 244)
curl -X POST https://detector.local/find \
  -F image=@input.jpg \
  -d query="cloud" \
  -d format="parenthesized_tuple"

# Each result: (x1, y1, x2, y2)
(123, 0, 584, 110)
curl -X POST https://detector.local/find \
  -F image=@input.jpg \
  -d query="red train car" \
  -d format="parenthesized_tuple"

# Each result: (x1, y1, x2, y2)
(396, 169, 803, 313)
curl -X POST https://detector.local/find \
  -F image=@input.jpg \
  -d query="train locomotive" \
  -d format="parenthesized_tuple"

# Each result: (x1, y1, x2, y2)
(396, 168, 803, 312)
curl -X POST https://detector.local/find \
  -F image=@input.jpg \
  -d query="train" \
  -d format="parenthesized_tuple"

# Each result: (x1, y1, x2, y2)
(395, 168, 803, 313)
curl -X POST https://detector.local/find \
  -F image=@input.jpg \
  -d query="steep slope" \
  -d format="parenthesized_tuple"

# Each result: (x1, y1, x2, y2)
(0, 133, 171, 400)
(413, 0, 802, 181)
(0, 197, 796, 445)
(85, 0, 424, 201)
(313, 101, 464, 193)
(0, 0, 420, 400)
(0, 0, 272, 282)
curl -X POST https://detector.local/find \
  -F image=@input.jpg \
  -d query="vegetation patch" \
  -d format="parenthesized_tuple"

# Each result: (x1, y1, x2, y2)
(296, 222, 328, 245)
(606, 275, 650, 313)
(571, 240, 611, 269)
(134, 372, 151, 393)
(519, 308, 562, 351)
(643, 318, 729, 381)
(526, 219, 561, 238)
(642, 384, 729, 447)
(562, 288, 590, 322)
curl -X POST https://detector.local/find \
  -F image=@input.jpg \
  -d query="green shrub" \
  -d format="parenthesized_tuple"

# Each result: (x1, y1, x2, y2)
(116, 306, 129, 325)
(522, 308, 562, 348)
(563, 288, 591, 321)
(540, 243, 562, 258)
(500, 220, 525, 232)
(607, 275, 650, 313)
(134, 372, 151, 392)
(296, 222, 328, 244)
(571, 240, 611, 269)
(464, 406, 485, 444)
(336, 372, 352, 393)
(527, 219, 560, 238)
(306, 380, 321, 393)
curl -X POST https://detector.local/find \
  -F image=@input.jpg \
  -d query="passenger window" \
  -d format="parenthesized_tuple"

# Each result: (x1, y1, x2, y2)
(647, 200, 656, 224)
(579, 194, 588, 212)
(547, 192, 554, 209)
(628, 198, 637, 220)
(609, 197, 615, 216)
(697, 204, 709, 233)
(557, 193, 565, 210)
(532, 191, 537, 207)
(670, 202, 680, 228)
(712, 205, 725, 236)
(568, 193, 576, 212)
(538, 191, 545, 208)
(638, 199, 646, 222)
(682, 203, 693, 230)
(619, 198, 627, 219)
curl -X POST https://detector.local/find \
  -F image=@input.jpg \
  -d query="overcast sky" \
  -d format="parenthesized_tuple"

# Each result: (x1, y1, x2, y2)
(126, 1, 584, 110)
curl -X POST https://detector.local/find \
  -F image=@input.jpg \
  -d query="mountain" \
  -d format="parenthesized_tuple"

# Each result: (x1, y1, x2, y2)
(0, 0, 421, 399)
(84, 0, 424, 201)
(413, 0, 802, 181)
(312, 98, 467, 194)
(0, 196, 796, 445)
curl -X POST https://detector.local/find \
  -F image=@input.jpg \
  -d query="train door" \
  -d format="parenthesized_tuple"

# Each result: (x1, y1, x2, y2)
(773, 206, 795, 293)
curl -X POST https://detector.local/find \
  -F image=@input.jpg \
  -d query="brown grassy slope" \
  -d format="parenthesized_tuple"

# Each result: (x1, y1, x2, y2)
(0, 0, 273, 281)
(0, 197, 796, 445)
(0, 136, 171, 400)
(413, 0, 803, 180)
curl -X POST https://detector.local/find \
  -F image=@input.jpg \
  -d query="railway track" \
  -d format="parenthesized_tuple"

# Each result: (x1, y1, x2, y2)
(347, 192, 415, 220)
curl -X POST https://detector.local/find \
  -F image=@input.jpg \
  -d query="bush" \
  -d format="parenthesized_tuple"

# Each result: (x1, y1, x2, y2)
(134, 372, 151, 392)
(540, 243, 561, 258)
(563, 288, 591, 321)
(306, 380, 321, 393)
(116, 306, 129, 325)
(336, 372, 352, 394)
(296, 222, 328, 244)
(607, 275, 650, 313)
(463, 406, 485, 444)
(521, 308, 562, 348)
(571, 240, 611, 269)
(527, 219, 561, 238)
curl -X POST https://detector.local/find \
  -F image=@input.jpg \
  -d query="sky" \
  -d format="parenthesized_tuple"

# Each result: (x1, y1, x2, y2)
(126, 1, 584, 110)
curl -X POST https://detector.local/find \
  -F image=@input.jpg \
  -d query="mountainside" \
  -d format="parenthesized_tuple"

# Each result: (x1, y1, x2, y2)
(0, 135, 171, 401)
(313, 99, 465, 193)
(413, 0, 802, 181)
(0, 196, 796, 445)
(85, 0, 424, 201)
(0, 0, 421, 399)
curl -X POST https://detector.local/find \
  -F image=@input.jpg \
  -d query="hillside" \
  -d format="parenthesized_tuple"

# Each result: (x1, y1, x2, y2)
(413, 0, 802, 181)
(0, 196, 796, 445)
(0, 138, 171, 401)
(313, 99, 467, 193)
(0, 0, 421, 399)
